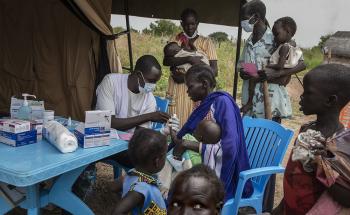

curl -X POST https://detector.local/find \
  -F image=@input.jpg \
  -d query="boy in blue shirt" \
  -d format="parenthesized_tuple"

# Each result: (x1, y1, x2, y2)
(113, 128, 168, 215)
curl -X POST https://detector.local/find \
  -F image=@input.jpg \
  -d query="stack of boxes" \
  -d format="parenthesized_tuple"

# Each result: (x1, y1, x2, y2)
(0, 119, 37, 147)
(74, 110, 112, 148)
(0, 97, 44, 147)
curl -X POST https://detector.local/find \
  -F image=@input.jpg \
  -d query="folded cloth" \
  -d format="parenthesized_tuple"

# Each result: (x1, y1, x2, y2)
(43, 120, 78, 153)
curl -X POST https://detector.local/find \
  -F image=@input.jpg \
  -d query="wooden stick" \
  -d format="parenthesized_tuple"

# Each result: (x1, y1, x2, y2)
(263, 80, 272, 120)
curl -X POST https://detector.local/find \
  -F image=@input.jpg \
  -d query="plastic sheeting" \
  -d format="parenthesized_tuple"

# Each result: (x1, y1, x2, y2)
(111, 0, 243, 27)
(0, 0, 105, 121)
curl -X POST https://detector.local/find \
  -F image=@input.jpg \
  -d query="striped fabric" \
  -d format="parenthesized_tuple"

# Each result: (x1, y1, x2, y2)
(340, 102, 350, 128)
(166, 34, 217, 127)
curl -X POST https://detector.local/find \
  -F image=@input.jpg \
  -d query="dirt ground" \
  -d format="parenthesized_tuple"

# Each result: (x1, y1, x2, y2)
(7, 78, 314, 215)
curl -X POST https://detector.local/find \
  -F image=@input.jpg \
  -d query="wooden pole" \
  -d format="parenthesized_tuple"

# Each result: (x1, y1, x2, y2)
(125, 0, 133, 71)
(233, 0, 244, 100)
(263, 81, 272, 120)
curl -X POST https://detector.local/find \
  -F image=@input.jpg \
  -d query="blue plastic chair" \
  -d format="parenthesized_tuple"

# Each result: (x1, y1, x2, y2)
(221, 116, 294, 215)
(152, 96, 170, 130)
(104, 96, 169, 179)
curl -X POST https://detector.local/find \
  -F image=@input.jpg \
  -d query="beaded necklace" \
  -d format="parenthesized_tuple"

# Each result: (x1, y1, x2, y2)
(128, 169, 159, 187)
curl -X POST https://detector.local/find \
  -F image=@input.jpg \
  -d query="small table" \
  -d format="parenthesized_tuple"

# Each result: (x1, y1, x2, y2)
(0, 137, 128, 215)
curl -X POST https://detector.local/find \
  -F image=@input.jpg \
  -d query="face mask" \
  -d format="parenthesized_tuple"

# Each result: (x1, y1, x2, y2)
(184, 30, 198, 39)
(241, 16, 256, 32)
(138, 72, 156, 93)
(241, 19, 254, 32)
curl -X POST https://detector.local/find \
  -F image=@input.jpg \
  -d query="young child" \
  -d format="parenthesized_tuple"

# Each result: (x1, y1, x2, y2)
(157, 120, 221, 198)
(164, 42, 210, 72)
(277, 64, 350, 215)
(171, 119, 221, 163)
(113, 128, 168, 215)
(167, 164, 225, 215)
(241, 16, 303, 114)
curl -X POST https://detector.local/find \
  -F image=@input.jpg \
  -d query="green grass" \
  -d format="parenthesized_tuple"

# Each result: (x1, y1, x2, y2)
(301, 46, 324, 74)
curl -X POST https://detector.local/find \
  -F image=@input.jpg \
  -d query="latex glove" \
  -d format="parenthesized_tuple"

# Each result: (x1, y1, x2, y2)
(160, 126, 170, 135)
(168, 115, 180, 132)
(167, 154, 184, 172)
(160, 115, 180, 135)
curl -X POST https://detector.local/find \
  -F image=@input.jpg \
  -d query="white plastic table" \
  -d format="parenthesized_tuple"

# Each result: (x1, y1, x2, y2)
(0, 138, 128, 215)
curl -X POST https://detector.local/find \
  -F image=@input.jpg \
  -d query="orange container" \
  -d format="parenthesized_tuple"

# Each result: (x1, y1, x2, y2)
(340, 102, 350, 128)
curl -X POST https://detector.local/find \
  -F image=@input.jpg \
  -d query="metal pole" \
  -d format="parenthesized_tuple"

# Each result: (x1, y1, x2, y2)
(233, 0, 244, 100)
(125, 0, 133, 71)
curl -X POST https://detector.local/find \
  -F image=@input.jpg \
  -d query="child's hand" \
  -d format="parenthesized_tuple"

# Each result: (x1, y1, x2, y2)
(188, 56, 203, 65)
(239, 68, 251, 80)
(262, 68, 280, 81)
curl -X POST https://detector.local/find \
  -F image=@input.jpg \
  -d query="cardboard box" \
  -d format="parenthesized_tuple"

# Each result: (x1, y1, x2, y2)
(30, 119, 43, 141)
(0, 119, 31, 134)
(74, 123, 110, 148)
(84, 110, 112, 135)
(0, 130, 37, 147)
(73, 110, 112, 148)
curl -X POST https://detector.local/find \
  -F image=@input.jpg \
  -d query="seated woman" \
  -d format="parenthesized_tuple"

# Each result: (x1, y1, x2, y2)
(170, 64, 253, 202)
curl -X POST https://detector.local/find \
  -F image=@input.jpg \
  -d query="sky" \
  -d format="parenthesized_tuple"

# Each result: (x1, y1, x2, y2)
(110, 0, 350, 48)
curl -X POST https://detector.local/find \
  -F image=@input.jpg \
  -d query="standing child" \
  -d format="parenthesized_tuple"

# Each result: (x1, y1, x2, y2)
(276, 64, 350, 215)
(113, 128, 168, 215)
(167, 164, 225, 215)
(241, 16, 303, 114)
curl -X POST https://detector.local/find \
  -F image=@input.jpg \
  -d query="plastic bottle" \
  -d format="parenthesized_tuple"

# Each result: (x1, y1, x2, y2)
(67, 117, 75, 132)
(17, 93, 36, 120)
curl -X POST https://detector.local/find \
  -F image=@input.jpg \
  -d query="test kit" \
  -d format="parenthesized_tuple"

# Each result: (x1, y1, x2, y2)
(74, 110, 112, 148)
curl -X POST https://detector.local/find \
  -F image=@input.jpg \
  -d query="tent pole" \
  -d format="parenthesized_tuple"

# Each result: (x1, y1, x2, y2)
(125, 0, 133, 71)
(233, 0, 244, 100)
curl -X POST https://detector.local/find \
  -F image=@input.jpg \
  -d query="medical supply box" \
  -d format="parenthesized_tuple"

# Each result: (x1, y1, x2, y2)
(0, 119, 37, 147)
(74, 110, 111, 148)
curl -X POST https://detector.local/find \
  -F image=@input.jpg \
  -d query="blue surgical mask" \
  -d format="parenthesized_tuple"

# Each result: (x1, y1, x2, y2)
(241, 16, 256, 32)
(138, 72, 156, 94)
(241, 20, 254, 32)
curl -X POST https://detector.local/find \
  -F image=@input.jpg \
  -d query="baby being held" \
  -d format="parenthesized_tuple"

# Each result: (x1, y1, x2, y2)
(164, 42, 210, 72)
(172, 120, 221, 159)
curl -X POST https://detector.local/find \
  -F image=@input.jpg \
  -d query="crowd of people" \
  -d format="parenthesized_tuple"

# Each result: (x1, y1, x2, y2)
(83, 1, 350, 214)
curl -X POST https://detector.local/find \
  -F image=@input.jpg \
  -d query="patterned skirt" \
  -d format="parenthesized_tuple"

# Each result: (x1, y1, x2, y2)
(241, 80, 292, 119)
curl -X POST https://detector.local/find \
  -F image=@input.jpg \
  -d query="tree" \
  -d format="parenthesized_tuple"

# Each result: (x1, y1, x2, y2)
(113, 26, 125, 34)
(318, 33, 332, 48)
(209, 32, 229, 43)
(142, 20, 181, 36)
(113, 26, 139, 34)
